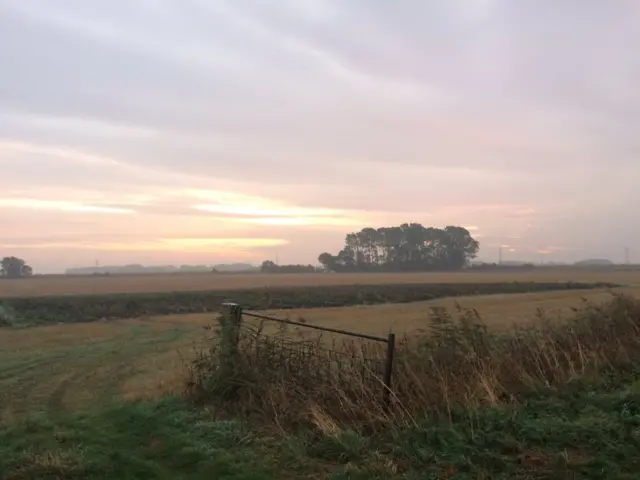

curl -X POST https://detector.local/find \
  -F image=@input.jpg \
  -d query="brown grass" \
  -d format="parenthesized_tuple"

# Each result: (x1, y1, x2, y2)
(263, 287, 640, 337)
(188, 292, 640, 432)
(1, 268, 640, 297)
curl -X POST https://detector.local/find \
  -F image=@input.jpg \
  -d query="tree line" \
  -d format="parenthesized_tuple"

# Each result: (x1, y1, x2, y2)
(317, 223, 479, 272)
(260, 261, 317, 274)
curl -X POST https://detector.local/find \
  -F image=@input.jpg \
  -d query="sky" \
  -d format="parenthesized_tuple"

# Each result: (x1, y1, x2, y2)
(1, 0, 639, 273)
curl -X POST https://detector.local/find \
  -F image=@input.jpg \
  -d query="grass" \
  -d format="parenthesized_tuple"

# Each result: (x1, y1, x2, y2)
(0, 289, 634, 420)
(0, 317, 209, 421)
(3, 295, 640, 478)
(0, 398, 281, 480)
(2, 380, 640, 479)
(188, 293, 640, 430)
(264, 286, 640, 337)
(0, 281, 615, 326)
(1, 267, 639, 297)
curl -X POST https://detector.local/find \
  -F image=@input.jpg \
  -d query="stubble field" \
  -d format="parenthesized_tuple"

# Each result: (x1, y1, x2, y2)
(2, 268, 640, 297)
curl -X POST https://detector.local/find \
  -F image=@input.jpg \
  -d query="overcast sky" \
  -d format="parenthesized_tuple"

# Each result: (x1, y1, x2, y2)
(1, 0, 639, 272)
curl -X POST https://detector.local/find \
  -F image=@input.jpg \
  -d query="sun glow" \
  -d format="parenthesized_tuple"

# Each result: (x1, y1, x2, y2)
(0, 198, 134, 214)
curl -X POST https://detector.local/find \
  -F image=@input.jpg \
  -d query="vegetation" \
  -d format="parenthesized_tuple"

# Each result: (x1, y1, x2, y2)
(185, 294, 640, 477)
(3, 288, 633, 421)
(0, 281, 613, 326)
(3, 295, 640, 478)
(189, 294, 640, 427)
(0, 256, 32, 279)
(318, 223, 479, 272)
(260, 261, 317, 273)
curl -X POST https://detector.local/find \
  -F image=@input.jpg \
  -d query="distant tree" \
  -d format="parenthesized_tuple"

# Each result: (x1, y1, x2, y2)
(261, 260, 316, 273)
(260, 260, 278, 273)
(318, 224, 479, 273)
(318, 252, 336, 271)
(0, 256, 33, 278)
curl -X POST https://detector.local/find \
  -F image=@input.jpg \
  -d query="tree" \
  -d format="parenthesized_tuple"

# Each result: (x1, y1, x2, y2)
(261, 260, 316, 273)
(1, 256, 33, 278)
(318, 252, 336, 271)
(318, 224, 479, 272)
(260, 260, 278, 273)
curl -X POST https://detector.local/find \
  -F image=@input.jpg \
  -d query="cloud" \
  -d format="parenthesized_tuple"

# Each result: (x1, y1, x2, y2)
(0, 198, 134, 215)
(1, 237, 287, 251)
(1, 0, 638, 271)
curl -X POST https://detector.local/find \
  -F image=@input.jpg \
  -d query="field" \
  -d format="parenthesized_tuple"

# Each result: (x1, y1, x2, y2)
(2, 286, 638, 421)
(3, 271, 640, 478)
(2, 267, 640, 297)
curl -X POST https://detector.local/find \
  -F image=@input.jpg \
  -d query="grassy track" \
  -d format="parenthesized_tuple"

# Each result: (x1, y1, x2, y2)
(1, 268, 639, 297)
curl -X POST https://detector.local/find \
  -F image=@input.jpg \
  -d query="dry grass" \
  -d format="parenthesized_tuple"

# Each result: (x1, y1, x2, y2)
(2, 287, 638, 421)
(188, 292, 640, 433)
(263, 286, 640, 337)
(1, 268, 640, 297)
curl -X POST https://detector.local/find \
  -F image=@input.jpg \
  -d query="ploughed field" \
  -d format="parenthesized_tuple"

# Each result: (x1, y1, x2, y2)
(1, 268, 640, 297)
(1, 285, 637, 420)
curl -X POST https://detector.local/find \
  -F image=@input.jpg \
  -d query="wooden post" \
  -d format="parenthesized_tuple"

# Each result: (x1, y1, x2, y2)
(382, 333, 396, 411)
(220, 302, 242, 375)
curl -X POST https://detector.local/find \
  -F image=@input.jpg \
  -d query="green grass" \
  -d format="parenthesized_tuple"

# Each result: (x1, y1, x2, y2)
(2, 371, 640, 479)
(0, 281, 614, 326)
(0, 398, 279, 479)
(0, 321, 200, 420)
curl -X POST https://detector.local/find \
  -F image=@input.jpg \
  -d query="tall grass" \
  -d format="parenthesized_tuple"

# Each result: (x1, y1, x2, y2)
(186, 293, 640, 434)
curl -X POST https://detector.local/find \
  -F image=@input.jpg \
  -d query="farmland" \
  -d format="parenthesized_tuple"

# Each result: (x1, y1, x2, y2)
(1, 267, 640, 297)
(1, 285, 637, 420)
(2, 271, 640, 478)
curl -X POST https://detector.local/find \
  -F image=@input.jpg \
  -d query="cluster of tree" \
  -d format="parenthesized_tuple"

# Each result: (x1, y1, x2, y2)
(318, 224, 479, 272)
(260, 261, 317, 274)
(1, 256, 33, 279)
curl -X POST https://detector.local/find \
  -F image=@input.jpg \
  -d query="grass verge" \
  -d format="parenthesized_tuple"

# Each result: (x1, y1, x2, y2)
(2, 372, 640, 479)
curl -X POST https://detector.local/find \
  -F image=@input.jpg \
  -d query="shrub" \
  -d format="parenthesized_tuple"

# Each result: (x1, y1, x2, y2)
(0, 303, 19, 327)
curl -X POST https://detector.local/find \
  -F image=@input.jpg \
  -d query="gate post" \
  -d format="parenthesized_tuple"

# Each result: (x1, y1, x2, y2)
(220, 302, 242, 374)
(382, 333, 396, 411)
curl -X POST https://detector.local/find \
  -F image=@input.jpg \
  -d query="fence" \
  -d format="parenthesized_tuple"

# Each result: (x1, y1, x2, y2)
(220, 302, 397, 409)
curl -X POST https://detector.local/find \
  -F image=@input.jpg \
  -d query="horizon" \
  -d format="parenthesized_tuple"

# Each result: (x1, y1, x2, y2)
(2, 1, 638, 273)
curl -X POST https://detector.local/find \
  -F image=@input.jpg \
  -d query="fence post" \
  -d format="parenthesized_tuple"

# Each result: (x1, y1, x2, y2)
(382, 332, 396, 411)
(220, 302, 243, 374)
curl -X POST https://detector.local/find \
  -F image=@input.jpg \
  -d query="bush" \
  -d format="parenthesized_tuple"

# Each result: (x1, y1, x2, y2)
(0, 303, 19, 327)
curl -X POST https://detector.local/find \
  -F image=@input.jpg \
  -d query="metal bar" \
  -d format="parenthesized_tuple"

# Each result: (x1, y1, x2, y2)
(243, 310, 388, 343)
(382, 333, 396, 410)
